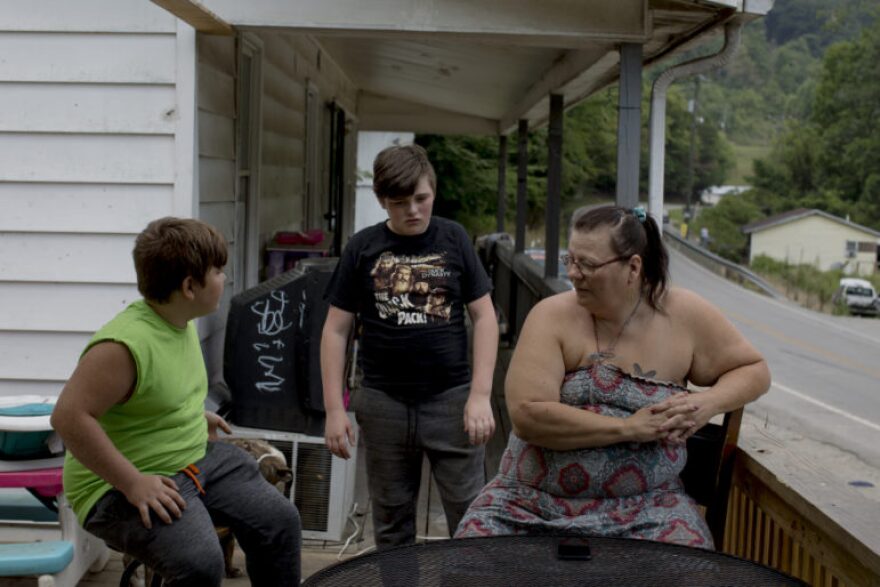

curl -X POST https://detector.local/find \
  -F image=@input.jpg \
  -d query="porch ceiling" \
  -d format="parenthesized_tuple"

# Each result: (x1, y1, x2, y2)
(159, 0, 774, 135)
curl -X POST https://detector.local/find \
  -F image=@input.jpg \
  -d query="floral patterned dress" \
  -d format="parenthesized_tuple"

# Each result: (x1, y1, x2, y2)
(454, 363, 713, 549)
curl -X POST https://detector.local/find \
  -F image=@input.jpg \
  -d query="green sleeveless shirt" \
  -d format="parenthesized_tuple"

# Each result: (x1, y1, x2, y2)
(63, 300, 208, 525)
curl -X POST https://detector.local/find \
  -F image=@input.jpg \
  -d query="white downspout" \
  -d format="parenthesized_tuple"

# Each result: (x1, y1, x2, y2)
(647, 21, 744, 226)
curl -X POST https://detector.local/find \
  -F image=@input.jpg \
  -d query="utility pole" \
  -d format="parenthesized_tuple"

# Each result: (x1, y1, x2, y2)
(685, 75, 701, 222)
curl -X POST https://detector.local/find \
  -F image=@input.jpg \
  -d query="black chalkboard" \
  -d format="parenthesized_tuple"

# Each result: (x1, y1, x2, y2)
(224, 258, 337, 436)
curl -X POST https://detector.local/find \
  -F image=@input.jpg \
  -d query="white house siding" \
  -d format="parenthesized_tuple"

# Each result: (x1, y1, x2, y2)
(749, 215, 879, 275)
(195, 34, 237, 390)
(258, 31, 308, 245)
(194, 30, 358, 391)
(0, 1, 196, 398)
(254, 31, 357, 244)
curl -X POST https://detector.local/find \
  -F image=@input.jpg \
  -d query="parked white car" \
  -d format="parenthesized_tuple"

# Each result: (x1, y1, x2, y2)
(832, 277, 879, 316)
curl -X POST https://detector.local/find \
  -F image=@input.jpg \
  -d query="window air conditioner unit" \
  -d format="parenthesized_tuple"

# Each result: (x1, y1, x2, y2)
(229, 421, 358, 541)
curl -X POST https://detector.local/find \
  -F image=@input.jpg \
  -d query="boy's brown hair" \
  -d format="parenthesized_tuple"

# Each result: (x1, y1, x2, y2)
(133, 217, 228, 303)
(372, 144, 437, 199)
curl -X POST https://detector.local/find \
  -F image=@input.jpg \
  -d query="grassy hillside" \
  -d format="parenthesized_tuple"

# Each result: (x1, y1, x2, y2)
(727, 142, 772, 185)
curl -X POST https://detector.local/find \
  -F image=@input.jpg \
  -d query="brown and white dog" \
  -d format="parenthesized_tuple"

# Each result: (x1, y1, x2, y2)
(225, 437, 293, 493)
(219, 437, 293, 577)
(124, 438, 293, 584)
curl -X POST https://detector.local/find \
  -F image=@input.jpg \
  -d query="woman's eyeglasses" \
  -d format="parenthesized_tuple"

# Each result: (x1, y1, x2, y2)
(560, 253, 629, 275)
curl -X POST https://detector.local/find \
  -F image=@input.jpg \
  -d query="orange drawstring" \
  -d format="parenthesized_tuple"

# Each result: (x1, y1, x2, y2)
(181, 463, 205, 495)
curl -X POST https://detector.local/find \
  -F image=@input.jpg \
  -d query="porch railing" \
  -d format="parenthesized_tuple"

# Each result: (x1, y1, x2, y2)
(725, 431, 880, 586)
(479, 235, 568, 343)
(480, 237, 880, 587)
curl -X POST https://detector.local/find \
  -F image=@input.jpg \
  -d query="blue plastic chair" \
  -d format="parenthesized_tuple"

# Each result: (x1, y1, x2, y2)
(0, 397, 110, 586)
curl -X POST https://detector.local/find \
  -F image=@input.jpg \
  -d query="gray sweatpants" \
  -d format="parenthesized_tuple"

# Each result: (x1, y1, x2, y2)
(354, 384, 486, 551)
(83, 441, 301, 586)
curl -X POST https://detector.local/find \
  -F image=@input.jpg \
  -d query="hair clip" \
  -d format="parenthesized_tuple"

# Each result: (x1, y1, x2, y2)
(632, 206, 646, 223)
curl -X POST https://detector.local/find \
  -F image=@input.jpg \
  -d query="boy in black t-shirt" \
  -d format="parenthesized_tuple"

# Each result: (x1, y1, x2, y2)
(321, 144, 499, 549)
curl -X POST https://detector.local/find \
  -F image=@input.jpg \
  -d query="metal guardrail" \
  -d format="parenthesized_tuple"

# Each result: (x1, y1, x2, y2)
(663, 227, 785, 300)
(479, 230, 784, 339)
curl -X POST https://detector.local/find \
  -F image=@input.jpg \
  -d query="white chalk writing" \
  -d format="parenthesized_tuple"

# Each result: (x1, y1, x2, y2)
(255, 355, 285, 393)
(250, 291, 292, 336)
(250, 290, 294, 393)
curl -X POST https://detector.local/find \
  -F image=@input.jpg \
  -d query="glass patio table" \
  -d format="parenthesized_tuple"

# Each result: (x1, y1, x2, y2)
(303, 534, 807, 586)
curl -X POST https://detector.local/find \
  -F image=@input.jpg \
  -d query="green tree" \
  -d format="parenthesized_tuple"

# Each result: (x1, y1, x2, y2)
(418, 80, 732, 235)
(749, 15, 880, 229)
(764, 0, 827, 47)
(417, 134, 500, 235)
(812, 23, 880, 218)
(693, 194, 763, 262)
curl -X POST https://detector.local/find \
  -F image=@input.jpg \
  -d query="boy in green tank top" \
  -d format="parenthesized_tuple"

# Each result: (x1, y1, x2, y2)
(51, 217, 301, 586)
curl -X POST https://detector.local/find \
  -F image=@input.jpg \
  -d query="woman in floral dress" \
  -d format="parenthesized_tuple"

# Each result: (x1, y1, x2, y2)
(456, 206, 770, 549)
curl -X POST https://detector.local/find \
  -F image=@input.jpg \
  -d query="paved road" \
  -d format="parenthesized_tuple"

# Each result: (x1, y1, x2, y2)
(668, 250, 880, 469)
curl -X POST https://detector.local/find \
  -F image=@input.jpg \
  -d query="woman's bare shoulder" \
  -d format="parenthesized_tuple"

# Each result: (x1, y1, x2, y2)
(520, 290, 585, 337)
(661, 286, 711, 314)
(661, 286, 724, 332)
(531, 289, 579, 316)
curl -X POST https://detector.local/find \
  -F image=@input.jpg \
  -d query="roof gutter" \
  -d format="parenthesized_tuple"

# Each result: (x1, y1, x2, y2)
(647, 20, 744, 225)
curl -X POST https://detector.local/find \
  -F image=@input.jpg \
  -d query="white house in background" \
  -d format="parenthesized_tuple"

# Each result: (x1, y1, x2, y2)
(701, 184, 749, 206)
(743, 208, 880, 275)
(0, 0, 772, 399)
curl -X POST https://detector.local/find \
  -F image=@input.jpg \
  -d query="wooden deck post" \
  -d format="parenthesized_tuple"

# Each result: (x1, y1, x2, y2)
(515, 120, 529, 254)
(545, 94, 563, 280)
(497, 135, 508, 233)
(616, 43, 642, 208)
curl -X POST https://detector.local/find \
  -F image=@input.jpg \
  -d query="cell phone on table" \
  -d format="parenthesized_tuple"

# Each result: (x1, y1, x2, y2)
(557, 538, 592, 560)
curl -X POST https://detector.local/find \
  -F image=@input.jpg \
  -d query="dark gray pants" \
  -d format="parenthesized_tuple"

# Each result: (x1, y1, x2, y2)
(84, 441, 301, 586)
(354, 384, 486, 551)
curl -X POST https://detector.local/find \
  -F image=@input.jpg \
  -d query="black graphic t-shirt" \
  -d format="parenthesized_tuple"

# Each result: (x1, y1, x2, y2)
(326, 217, 491, 398)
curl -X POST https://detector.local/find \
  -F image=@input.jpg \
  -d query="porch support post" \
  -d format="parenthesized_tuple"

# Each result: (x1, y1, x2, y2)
(496, 135, 508, 233)
(515, 120, 529, 254)
(544, 94, 563, 280)
(616, 42, 642, 208)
